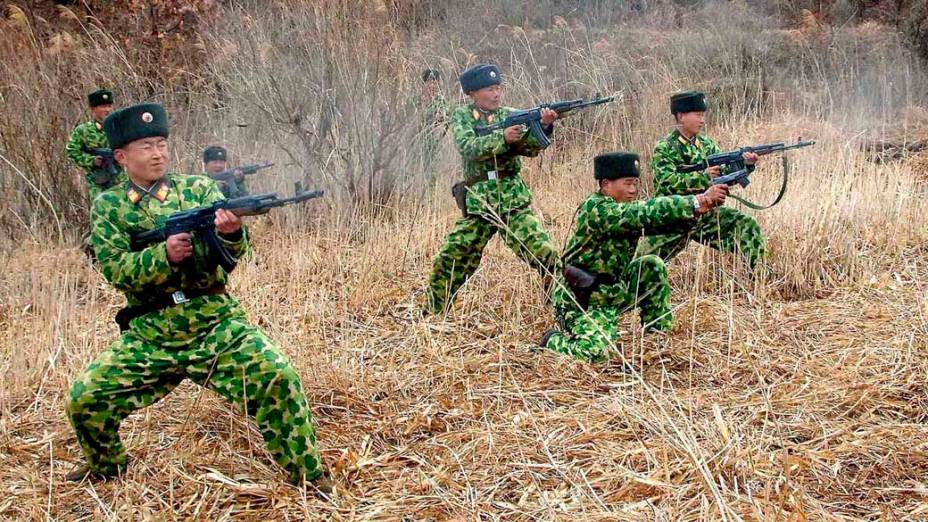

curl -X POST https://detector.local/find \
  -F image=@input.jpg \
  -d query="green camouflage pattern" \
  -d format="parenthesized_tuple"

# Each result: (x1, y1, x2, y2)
(451, 102, 547, 190)
(640, 129, 766, 268)
(636, 206, 766, 268)
(417, 95, 449, 181)
(544, 192, 696, 362)
(66, 316, 323, 482)
(425, 102, 557, 313)
(69, 173, 323, 481)
(650, 129, 721, 197)
(423, 94, 449, 129)
(425, 207, 558, 314)
(65, 120, 126, 202)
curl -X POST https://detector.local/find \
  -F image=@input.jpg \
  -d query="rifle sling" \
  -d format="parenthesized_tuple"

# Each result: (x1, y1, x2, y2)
(728, 154, 790, 210)
(114, 285, 227, 332)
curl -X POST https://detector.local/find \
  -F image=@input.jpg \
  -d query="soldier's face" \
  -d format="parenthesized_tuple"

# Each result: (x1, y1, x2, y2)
(91, 104, 114, 123)
(677, 111, 706, 137)
(469, 84, 502, 111)
(602, 177, 639, 203)
(205, 159, 227, 174)
(115, 137, 169, 185)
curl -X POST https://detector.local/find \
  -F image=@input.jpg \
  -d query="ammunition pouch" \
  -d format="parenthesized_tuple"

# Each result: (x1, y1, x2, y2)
(451, 181, 469, 218)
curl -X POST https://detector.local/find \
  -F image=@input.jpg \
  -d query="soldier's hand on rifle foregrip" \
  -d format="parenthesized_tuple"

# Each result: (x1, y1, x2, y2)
(214, 209, 241, 235)
(93, 156, 104, 167)
(743, 152, 759, 165)
(503, 125, 524, 144)
(166, 233, 195, 264)
(707, 165, 722, 178)
(540, 108, 558, 125)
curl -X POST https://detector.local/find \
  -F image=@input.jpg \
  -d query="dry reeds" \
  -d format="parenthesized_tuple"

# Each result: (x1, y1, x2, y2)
(1, 1, 928, 520)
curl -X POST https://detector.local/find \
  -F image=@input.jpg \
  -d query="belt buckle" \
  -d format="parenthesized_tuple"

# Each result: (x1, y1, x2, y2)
(171, 291, 189, 305)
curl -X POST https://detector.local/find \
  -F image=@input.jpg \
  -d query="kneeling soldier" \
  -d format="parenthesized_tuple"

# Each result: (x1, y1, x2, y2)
(542, 152, 728, 363)
(65, 103, 332, 493)
(424, 63, 560, 314)
(636, 91, 765, 269)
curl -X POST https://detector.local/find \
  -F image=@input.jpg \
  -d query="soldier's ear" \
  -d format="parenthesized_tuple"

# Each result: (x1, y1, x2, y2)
(114, 148, 128, 167)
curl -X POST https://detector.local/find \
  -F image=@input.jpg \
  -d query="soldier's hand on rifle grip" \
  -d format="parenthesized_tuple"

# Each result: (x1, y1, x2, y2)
(503, 125, 525, 144)
(233, 169, 244, 181)
(743, 152, 759, 165)
(214, 209, 242, 235)
(166, 233, 195, 264)
(707, 165, 722, 179)
(695, 184, 729, 216)
(540, 108, 558, 125)
(93, 156, 104, 167)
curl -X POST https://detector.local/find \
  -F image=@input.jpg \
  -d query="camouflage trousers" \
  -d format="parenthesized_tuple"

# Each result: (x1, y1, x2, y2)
(425, 207, 559, 314)
(635, 206, 765, 269)
(545, 255, 671, 363)
(66, 315, 323, 482)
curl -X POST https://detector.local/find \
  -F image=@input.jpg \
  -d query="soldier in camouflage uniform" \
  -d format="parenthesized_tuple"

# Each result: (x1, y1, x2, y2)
(65, 88, 125, 203)
(424, 64, 561, 314)
(541, 153, 728, 363)
(64, 103, 333, 494)
(636, 91, 765, 269)
(203, 145, 248, 198)
(421, 68, 449, 131)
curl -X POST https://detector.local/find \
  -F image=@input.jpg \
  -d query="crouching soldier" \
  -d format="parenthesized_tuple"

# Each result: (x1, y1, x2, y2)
(541, 152, 728, 363)
(636, 91, 766, 269)
(64, 103, 333, 494)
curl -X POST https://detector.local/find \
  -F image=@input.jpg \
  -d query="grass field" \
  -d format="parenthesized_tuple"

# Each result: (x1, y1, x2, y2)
(1, 1, 928, 520)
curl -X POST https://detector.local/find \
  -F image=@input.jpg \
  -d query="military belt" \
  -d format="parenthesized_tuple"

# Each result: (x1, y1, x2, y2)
(114, 285, 227, 332)
(464, 170, 516, 186)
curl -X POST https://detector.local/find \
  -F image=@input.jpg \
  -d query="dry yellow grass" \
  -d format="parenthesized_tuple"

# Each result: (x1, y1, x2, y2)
(1, 115, 927, 519)
(2, 1, 928, 519)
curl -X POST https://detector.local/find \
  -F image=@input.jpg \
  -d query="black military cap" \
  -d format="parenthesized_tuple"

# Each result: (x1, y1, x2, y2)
(103, 103, 169, 149)
(670, 91, 707, 114)
(594, 152, 641, 180)
(88, 88, 114, 107)
(459, 64, 502, 94)
(203, 145, 227, 163)
(422, 68, 441, 82)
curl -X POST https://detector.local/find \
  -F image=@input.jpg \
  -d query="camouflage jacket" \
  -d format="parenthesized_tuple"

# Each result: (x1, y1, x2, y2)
(452, 102, 551, 217)
(91, 174, 249, 344)
(554, 192, 695, 310)
(66, 119, 125, 189)
(423, 94, 449, 129)
(650, 129, 722, 196)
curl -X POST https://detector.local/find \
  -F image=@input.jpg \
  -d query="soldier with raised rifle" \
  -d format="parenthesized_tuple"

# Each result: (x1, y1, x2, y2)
(636, 91, 765, 269)
(423, 63, 560, 314)
(65, 88, 125, 203)
(64, 103, 333, 494)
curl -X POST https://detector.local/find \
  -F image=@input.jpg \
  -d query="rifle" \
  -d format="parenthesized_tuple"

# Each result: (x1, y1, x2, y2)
(90, 147, 120, 187)
(130, 188, 323, 272)
(473, 95, 617, 149)
(209, 162, 274, 182)
(677, 138, 816, 210)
